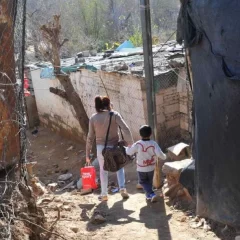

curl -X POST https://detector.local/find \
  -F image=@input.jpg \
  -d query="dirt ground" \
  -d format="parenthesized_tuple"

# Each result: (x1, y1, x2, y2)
(27, 127, 220, 240)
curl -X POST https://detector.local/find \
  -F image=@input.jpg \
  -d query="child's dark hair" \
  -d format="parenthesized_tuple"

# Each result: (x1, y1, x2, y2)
(139, 125, 152, 138)
(95, 96, 112, 112)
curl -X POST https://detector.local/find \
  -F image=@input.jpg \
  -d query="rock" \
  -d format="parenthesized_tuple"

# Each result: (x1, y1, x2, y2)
(91, 214, 106, 224)
(67, 146, 74, 151)
(47, 183, 58, 192)
(162, 159, 193, 187)
(71, 227, 79, 233)
(58, 173, 73, 181)
(63, 156, 69, 160)
(61, 169, 68, 174)
(31, 178, 46, 196)
(167, 142, 190, 161)
(178, 216, 187, 222)
(62, 206, 71, 211)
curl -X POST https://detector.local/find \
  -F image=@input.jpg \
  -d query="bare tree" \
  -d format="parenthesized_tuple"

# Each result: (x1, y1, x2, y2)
(40, 15, 89, 137)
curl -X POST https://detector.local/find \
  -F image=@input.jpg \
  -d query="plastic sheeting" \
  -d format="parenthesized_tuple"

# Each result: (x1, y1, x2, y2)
(178, 0, 240, 226)
(116, 40, 135, 51)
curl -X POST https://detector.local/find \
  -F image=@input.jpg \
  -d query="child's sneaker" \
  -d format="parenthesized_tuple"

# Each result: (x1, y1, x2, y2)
(146, 193, 157, 202)
(150, 193, 157, 202)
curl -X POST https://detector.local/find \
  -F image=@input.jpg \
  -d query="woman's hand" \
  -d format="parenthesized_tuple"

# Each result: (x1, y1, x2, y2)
(86, 156, 91, 164)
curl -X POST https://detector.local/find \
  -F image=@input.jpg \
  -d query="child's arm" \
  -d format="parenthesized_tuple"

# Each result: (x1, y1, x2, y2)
(125, 143, 138, 156)
(154, 142, 166, 160)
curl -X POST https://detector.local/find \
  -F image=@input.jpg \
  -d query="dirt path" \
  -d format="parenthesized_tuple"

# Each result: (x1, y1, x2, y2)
(28, 128, 220, 240)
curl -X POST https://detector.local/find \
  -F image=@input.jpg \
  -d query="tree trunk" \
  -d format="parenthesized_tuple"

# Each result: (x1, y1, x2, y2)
(0, 0, 20, 169)
(40, 16, 89, 138)
(58, 75, 89, 134)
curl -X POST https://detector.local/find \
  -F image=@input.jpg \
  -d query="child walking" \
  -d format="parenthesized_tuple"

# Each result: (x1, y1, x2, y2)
(126, 125, 166, 202)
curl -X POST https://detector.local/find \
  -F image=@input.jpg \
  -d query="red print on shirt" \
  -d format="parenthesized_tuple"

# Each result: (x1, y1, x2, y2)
(136, 143, 156, 167)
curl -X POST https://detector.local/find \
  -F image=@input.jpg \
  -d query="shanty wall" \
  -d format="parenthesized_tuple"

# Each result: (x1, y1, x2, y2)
(155, 68, 192, 148)
(31, 68, 192, 145)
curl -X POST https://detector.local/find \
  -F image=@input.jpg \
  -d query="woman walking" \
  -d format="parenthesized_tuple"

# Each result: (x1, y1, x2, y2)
(86, 96, 133, 201)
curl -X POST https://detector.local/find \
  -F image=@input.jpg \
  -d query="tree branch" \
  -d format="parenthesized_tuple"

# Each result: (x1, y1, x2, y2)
(49, 87, 68, 100)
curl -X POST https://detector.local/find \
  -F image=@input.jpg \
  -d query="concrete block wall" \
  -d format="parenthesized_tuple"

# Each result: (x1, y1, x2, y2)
(71, 70, 146, 140)
(31, 69, 85, 142)
(31, 68, 192, 146)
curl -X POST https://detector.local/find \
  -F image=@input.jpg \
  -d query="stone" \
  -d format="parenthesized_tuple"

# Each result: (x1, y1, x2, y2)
(67, 146, 74, 151)
(167, 142, 190, 161)
(62, 206, 71, 211)
(71, 227, 79, 233)
(58, 173, 72, 181)
(47, 183, 58, 192)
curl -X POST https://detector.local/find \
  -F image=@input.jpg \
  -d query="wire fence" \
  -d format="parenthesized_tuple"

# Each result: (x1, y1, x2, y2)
(0, 0, 29, 239)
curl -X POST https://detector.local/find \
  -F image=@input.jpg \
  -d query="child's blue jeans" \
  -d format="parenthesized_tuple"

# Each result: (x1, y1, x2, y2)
(138, 171, 154, 196)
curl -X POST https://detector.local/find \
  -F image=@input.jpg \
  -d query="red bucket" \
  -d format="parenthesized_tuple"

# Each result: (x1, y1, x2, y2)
(81, 165, 97, 190)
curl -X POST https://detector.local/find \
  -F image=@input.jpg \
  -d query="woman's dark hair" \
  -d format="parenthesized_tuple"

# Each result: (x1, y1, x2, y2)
(95, 96, 103, 112)
(95, 96, 112, 112)
(102, 96, 111, 111)
(139, 125, 152, 138)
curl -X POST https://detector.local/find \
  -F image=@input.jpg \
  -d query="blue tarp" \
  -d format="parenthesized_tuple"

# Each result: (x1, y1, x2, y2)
(40, 63, 97, 79)
(116, 40, 135, 51)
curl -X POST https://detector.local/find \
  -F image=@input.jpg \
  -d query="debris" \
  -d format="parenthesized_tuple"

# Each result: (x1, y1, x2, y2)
(63, 156, 69, 160)
(167, 142, 190, 161)
(53, 164, 59, 168)
(47, 183, 58, 192)
(203, 220, 211, 231)
(58, 173, 73, 181)
(31, 177, 46, 196)
(37, 197, 55, 205)
(80, 188, 92, 195)
(58, 180, 75, 192)
(190, 218, 205, 229)
(31, 129, 38, 135)
(67, 146, 74, 151)
(77, 178, 82, 189)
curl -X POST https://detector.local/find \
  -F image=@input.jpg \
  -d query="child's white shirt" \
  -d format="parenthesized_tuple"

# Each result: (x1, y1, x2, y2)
(126, 140, 166, 172)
